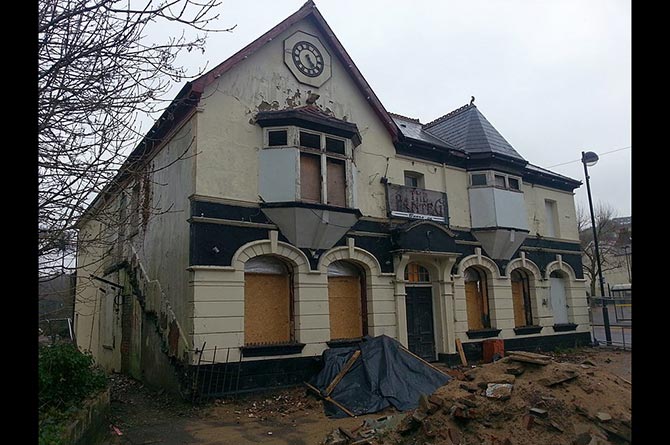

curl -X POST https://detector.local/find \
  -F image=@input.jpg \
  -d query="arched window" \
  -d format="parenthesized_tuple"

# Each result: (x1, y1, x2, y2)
(244, 256, 293, 345)
(405, 263, 431, 283)
(464, 266, 491, 330)
(511, 269, 533, 327)
(327, 261, 366, 340)
(549, 270, 569, 325)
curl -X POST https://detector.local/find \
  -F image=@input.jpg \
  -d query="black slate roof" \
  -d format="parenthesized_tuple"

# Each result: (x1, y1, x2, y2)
(423, 104, 525, 161)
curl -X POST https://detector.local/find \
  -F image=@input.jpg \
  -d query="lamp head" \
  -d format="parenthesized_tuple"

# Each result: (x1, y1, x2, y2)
(581, 151, 599, 167)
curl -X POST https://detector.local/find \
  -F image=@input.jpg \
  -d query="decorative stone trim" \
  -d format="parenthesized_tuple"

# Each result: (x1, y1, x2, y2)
(456, 253, 501, 278)
(317, 245, 382, 276)
(504, 254, 542, 281)
(544, 259, 578, 281)
(231, 240, 311, 272)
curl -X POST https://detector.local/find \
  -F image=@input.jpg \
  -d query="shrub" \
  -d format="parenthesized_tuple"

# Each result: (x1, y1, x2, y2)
(38, 344, 107, 411)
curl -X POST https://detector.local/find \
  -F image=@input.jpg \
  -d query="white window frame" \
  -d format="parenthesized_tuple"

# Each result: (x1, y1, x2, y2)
(264, 126, 354, 207)
(468, 171, 523, 191)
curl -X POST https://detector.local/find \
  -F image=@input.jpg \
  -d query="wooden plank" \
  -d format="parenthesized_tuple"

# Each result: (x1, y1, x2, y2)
(304, 381, 356, 418)
(508, 351, 551, 366)
(455, 338, 468, 366)
(325, 350, 361, 396)
(507, 351, 551, 360)
(399, 345, 450, 378)
(338, 427, 357, 441)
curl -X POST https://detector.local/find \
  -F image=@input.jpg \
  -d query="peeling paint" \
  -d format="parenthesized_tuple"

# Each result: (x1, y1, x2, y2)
(285, 89, 302, 108)
(257, 100, 280, 111)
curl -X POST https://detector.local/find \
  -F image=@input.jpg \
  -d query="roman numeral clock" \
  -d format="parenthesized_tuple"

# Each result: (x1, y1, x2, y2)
(284, 31, 332, 87)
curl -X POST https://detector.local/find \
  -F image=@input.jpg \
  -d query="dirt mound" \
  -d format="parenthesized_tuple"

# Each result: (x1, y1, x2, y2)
(384, 352, 631, 445)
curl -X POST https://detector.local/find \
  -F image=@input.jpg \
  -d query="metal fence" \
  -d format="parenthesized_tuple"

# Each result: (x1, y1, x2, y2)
(589, 297, 631, 349)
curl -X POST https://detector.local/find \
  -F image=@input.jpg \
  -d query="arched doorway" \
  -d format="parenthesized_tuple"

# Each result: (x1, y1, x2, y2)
(327, 260, 367, 340)
(464, 266, 491, 331)
(511, 269, 534, 327)
(244, 255, 293, 345)
(549, 270, 569, 324)
(404, 263, 435, 361)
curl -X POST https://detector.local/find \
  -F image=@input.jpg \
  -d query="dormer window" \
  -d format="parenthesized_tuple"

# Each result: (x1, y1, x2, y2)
(469, 171, 522, 191)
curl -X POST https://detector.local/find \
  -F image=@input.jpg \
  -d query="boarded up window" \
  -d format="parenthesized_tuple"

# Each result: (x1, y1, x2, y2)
(300, 153, 321, 203)
(244, 256, 292, 345)
(405, 263, 430, 283)
(328, 261, 363, 340)
(511, 269, 533, 327)
(327, 158, 346, 207)
(544, 200, 559, 238)
(464, 267, 490, 330)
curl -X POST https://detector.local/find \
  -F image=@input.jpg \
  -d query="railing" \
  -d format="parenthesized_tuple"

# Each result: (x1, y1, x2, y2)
(589, 297, 631, 350)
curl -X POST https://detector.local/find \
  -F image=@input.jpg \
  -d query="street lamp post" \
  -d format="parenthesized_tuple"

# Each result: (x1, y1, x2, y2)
(623, 244, 631, 283)
(581, 151, 612, 345)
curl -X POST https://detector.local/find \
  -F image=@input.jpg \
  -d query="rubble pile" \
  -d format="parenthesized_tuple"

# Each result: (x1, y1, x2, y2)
(324, 351, 631, 445)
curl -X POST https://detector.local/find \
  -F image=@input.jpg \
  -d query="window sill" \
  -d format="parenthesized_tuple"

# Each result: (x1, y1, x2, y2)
(553, 323, 578, 332)
(465, 328, 502, 339)
(326, 338, 364, 348)
(513, 325, 543, 335)
(240, 342, 306, 357)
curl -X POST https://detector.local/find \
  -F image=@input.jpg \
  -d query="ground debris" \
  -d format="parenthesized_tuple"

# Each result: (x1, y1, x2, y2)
(370, 348, 631, 445)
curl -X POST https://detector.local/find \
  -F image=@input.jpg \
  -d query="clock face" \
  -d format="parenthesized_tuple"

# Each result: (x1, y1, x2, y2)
(291, 41, 324, 77)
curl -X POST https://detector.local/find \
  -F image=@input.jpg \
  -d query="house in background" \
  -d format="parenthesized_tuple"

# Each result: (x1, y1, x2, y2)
(583, 216, 631, 297)
(74, 1, 590, 396)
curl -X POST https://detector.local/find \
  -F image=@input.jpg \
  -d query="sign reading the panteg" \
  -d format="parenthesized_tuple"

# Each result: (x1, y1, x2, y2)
(386, 184, 449, 224)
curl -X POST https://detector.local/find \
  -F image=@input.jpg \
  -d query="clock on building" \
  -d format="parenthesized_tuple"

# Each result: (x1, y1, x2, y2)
(284, 31, 331, 87)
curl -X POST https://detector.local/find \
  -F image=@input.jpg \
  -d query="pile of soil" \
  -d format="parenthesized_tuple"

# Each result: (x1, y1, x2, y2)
(381, 352, 631, 445)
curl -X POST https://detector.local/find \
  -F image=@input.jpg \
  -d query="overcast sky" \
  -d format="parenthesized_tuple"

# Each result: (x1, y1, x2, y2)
(153, 0, 631, 217)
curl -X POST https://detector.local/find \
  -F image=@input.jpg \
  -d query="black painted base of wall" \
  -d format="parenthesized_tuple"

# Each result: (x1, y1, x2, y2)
(189, 356, 323, 398)
(439, 331, 592, 367)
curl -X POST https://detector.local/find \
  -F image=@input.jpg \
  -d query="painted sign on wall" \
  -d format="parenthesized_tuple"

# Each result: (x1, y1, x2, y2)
(386, 184, 449, 223)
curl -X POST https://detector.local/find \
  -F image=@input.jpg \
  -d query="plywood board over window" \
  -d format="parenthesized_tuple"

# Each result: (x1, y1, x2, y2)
(244, 273, 291, 344)
(300, 153, 321, 203)
(511, 280, 526, 327)
(328, 276, 362, 340)
(465, 267, 490, 330)
(327, 158, 346, 207)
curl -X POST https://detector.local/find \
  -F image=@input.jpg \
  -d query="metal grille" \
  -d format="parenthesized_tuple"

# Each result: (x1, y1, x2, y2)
(589, 297, 631, 350)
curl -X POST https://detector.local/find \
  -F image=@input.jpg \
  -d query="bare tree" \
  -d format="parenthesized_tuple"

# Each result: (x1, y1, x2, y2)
(577, 202, 622, 296)
(38, 0, 234, 277)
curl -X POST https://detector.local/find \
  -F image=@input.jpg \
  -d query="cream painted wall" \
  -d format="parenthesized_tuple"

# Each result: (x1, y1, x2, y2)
(74, 118, 197, 367)
(189, 238, 396, 365)
(195, 19, 396, 219)
(137, 119, 196, 351)
(522, 182, 579, 241)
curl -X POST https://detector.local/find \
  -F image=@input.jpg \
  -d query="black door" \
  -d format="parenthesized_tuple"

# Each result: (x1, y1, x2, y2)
(406, 287, 436, 362)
